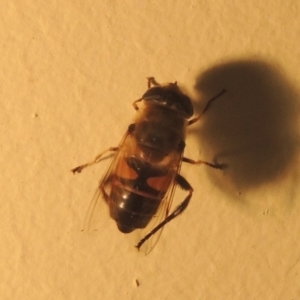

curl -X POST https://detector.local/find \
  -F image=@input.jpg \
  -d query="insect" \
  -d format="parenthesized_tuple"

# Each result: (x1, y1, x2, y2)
(72, 77, 226, 254)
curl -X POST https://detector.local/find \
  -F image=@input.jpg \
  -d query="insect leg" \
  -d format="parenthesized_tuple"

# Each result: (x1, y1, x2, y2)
(136, 174, 193, 251)
(147, 77, 160, 88)
(182, 157, 226, 169)
(188, 89, 226, 126)
(71, 147, 119, 174)
(132, 98, 143, 110)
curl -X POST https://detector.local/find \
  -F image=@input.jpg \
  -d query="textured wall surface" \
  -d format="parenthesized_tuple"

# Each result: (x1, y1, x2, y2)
(1, 1, 300, 299)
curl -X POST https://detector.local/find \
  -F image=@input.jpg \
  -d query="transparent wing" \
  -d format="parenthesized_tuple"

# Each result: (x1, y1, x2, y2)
(82, 132, 130, 234)
(83, 187, 106, 234)
(82, 130, 184, 255)
(135, 152, 183, 255)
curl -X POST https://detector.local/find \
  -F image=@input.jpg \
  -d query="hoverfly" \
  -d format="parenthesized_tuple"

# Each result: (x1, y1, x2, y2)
(72, 77, 226, 254)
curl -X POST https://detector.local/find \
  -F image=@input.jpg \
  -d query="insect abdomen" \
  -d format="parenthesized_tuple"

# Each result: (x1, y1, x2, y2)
(109, 181, 161, 233)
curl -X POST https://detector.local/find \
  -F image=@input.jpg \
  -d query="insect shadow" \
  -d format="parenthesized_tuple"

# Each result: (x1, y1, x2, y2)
(191, 59, 300, 193)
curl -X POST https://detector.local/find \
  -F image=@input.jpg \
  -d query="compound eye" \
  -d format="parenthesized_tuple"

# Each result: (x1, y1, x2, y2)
(142, 87, 166, 102)
(142, 87, 193, 117)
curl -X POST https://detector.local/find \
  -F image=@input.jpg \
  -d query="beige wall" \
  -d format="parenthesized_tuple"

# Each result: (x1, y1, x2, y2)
(1, 1, 300, 299)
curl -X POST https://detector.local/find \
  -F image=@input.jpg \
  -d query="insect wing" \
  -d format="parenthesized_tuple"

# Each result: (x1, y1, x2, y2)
(83, 133, 129, 233)
(135, 152, 183, 254)
(82, 129, 184, 255)
(83, 187, 106, 234)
